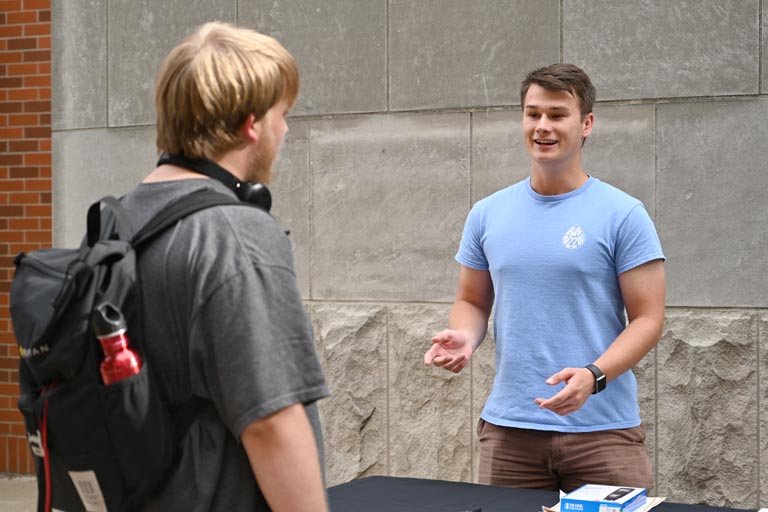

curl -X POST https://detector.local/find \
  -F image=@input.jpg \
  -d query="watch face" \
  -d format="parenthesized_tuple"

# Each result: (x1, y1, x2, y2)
(596, 375, 606, 392)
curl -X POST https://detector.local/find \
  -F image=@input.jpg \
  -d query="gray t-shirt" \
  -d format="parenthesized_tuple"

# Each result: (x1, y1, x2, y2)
(120, 179, 329, 511)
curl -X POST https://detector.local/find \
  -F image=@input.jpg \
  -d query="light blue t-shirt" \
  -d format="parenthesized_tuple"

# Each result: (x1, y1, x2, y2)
(457, 176, 664, 432)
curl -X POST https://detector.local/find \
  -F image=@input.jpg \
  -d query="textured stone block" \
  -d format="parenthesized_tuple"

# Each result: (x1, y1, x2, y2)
(470, 322, 495, 483)
(472, 105, 656, 213)
(107, 1, 236, 126)
(633, 347, 657, 492)
(52, 127, 156, 247)
(657, 310, 759, 508)
(52, 0, 107, 130)
(657, 100, 768, 308)
(389, 304, 471, 481)
(761, 313, 768, 504)
(239, 0, 386, 115)
(389, 0, 559, 110)
(271, 120, 310, 298)
(311, 303, 387, 487)
(310, 113, 470, 301)
(564, 0, 759, 100)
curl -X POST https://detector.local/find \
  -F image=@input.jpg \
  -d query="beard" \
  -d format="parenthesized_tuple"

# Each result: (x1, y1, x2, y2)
(244, 129, 278, 185)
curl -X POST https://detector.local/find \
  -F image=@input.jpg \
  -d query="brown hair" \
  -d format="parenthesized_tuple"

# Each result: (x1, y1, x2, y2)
(520, 63, 595, 118)
(155, 22, 299, 160)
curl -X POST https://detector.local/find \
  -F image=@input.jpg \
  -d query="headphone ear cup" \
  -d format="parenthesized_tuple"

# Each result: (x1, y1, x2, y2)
(239, 182, 272, 212)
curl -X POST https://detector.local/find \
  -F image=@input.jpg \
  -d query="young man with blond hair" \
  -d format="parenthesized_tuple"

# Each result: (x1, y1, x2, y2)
(425, 63, 665, 492)
(124, 22, 329, 511)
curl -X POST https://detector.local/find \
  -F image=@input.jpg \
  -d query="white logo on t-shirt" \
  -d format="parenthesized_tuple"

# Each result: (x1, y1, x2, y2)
(562, 225, 585, 249)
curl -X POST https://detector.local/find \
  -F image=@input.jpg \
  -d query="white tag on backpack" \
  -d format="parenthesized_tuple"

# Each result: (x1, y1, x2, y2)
(68, 470, 107, 512)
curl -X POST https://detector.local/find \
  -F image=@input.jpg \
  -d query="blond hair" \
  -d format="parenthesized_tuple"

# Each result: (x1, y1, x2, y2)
(155, 22, 299, 160)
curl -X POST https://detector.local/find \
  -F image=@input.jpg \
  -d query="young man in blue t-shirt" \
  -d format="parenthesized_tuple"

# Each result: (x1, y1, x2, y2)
(424, 63, 665, 492)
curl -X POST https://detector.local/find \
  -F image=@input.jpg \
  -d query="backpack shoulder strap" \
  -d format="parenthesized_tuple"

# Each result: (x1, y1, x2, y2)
(131, 188, 255, 248)
(86, 195, 134, 247)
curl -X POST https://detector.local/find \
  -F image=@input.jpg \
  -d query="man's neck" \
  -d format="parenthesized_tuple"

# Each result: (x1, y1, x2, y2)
(143, 164, 208, 183)
(529, 164, 588, 196)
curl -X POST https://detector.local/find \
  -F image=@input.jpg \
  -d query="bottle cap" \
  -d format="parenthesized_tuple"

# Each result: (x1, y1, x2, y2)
(92, 302, 127, 338)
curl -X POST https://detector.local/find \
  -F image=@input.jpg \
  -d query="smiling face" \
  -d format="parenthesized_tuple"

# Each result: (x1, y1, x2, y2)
(522, 84, 594, 174)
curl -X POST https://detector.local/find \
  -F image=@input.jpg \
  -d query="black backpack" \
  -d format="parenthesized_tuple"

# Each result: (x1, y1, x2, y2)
(10, 188, 251, 512)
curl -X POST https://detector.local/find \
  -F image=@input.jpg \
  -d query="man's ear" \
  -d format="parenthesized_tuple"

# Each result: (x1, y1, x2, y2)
(240, 113, 261, 143)
(582, 112, 595, 139)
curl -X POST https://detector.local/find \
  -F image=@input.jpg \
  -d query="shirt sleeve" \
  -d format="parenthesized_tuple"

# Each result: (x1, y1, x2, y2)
(186, 212, 329, 439)
(614, 204, 666, 275)
(455, 202, 490, 270)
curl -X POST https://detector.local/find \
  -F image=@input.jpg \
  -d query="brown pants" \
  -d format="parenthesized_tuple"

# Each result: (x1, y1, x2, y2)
(477, 419, 653, 492)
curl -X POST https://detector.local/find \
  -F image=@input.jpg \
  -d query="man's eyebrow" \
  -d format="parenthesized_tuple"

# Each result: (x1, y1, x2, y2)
(524, 104, 570, 111)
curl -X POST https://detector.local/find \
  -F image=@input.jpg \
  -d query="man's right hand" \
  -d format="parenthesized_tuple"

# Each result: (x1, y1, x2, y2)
(424, 329, 473, 373)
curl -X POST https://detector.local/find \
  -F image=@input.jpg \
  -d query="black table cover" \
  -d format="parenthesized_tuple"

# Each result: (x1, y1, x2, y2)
(328, 476, 756, 512)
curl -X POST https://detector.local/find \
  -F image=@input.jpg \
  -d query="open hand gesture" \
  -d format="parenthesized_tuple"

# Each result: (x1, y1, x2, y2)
(424, 329, 473, 374)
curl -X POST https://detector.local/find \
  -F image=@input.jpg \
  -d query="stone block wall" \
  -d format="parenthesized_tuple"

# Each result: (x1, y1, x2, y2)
(45, 0, 767, 508)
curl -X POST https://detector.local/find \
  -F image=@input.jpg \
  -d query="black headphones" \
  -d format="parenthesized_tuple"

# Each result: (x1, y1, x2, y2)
(156, 153, 272, 212)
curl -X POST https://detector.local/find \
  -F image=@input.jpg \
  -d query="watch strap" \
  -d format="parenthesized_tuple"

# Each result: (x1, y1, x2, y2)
(584, 363, 606, 394)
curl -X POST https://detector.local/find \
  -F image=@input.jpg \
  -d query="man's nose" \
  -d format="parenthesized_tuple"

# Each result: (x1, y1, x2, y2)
(535, 115, 552, 131)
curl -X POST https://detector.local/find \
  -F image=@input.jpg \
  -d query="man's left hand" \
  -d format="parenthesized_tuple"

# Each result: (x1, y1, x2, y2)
(534, 367, 595, 416)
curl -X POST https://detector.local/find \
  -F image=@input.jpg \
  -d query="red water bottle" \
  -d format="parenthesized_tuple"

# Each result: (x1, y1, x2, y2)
(93, 302, 142, 384)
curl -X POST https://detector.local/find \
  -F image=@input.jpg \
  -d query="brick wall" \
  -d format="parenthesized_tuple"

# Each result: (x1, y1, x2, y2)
(0, 0, 51, 475)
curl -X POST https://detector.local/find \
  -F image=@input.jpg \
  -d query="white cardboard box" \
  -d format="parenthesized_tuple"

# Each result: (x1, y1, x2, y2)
(560, 484, 646, 512)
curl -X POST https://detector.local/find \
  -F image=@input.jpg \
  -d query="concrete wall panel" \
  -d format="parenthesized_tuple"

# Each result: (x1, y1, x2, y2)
(310, 113, 469, 302)
(52, 127, 156, 247)
(271, 120, 310, 297)
(472, 105, 656, 213)
(389, 0, 559, 110)
(52, 0, 107, 130)
(239, 0, 386, 116)
(763, 2, 768, 95)
(583, 104, 656, 216)
(657, 310, 759, 508)
(657, 100, 768, 307)
(564, 0, 759, 100)
(108, 0, 236, 126)
(471, 110, 529, 204)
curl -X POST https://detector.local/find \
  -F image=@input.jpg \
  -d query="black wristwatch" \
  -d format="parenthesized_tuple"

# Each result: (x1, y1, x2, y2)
(584, 364, 606, 394)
